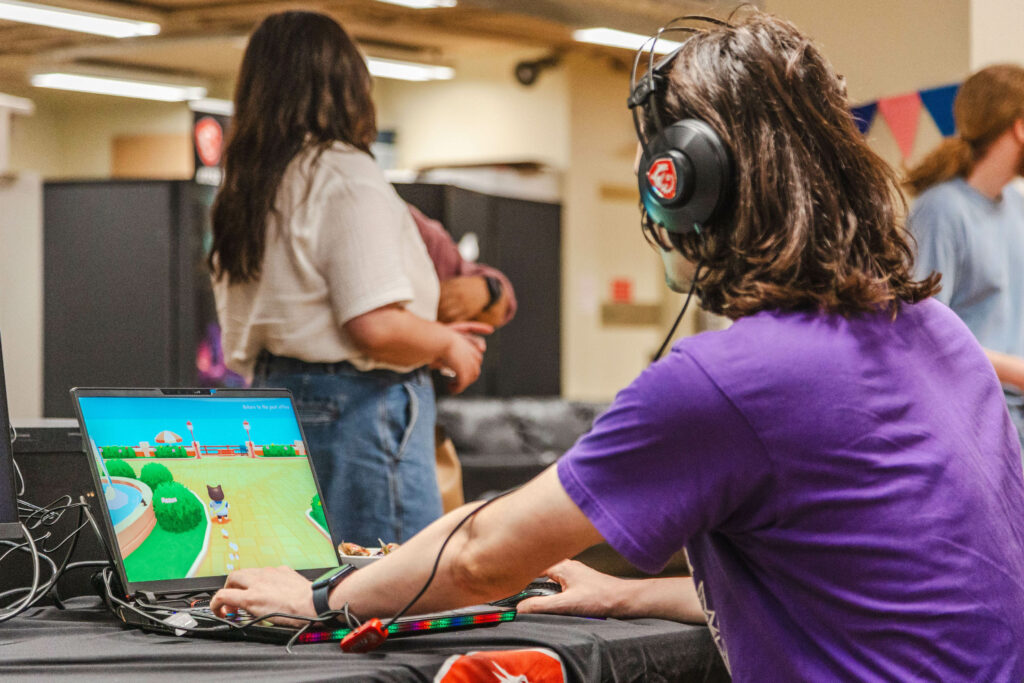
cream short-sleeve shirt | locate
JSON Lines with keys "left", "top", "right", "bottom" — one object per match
{"left": 213, "top": 142, "right": 440, "bottom": 380}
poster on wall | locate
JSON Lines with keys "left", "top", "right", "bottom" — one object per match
{"left": 192, "top": 109, "right": 230, "bottom": 186}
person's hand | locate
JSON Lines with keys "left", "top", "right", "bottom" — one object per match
{"left": 438, "top": 276, "right": 490, "bottom": 323}
{"left": 436, "top": 322, "right": 492, "bottom": 394}
{"left": 210, "top": 566, "right": 316, "bottom": 627}
{"left": 515, "top": 560, "right": 630, "bottom": 618}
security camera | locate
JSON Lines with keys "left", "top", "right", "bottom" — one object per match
{"left": 514, "top": 54, "right": 560, "bottom": 87}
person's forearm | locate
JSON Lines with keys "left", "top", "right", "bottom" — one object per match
{"left": 984, "top": 349, "right": 1024, "bottom": 390}
{"left": 344, "top": 305, "right": 454, "bottom": 368}
{"left": 328, "top": 466, "right": 603, "bottom": 619}
{"left": 610, "top": 576, "right": 705, "bottom": 623}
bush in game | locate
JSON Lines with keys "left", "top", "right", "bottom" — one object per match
{"left": 263, "top": 444, "right": 297, "bottom": 457}
{"left": 101, "top": 445, "right": 136, "bottom": 459}
{"left": 155, "top": 444, "right": 188, "bottom": 458}
{"left": 105, "top": 459, "right": 136, "bottom": 479}
{"left": 152, "top": 481, "right": 204, "bottom": 533}
{"left": 141, "top": 462, "right": 174, "bottom": 492}
{"left": 311, "top": 493, "right": 326, "bottom": 529}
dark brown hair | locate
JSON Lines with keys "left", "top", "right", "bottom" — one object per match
{"left": 209, "top": 11, "right": 377, "bottom": 283}
{"left": 904, "top": 64, "right": 1024, "bottom": 196}
{"left": 644, "top": 11, "right": 938, "bottom": 319}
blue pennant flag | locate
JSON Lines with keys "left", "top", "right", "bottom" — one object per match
{"left": 851, "top": 102, "right": 878, "bottom": 135}
{"left": 919, "top": 84, "right": 959, "bottom": 137}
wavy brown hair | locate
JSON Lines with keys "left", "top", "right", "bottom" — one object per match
{"left": 209, "top": 11, "right": 377, "bottom": 283}
{"left": 904, "top": 64, "right": 1024, "bottom": 196}
{"left": 643, "top": 11, "right": 938, "bottom": 319}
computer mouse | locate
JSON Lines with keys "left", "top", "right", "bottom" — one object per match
{"left": 489, "top": 581, "right": 562, "bottom": 608}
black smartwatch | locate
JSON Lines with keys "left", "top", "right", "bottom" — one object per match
{"left": 311, "top": 564, "right": 356, "bottom": 619}
{"left": 483, "top": 275, "right": 502, "bottom": 310}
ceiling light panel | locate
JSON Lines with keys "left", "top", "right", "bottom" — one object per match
{"left": 366, "top": 57, "right": 454, "bottom": 82}
{"left": 373, "top": 0, "right": 456, "bottom": 8}
{"left": 31, "top": 73, "right": 205, "bottom": 102}
{"left": 0, "top": 0, "right": 160, "bottom": 38}
{"left": 572, "top": 28, "right": 682, "bottom": 55}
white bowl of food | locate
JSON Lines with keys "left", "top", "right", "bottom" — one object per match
{"left": 337, "top": 541, "right": 399, "bottom": 567}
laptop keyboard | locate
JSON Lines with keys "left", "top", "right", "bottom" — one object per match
{"left": 186, "top": 599, "right": 251, "bottom": 622}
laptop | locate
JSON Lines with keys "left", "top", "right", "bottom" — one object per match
{"left": 71, "top": 387, "right": 514, "bottom": 644}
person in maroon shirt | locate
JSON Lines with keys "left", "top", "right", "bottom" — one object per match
{"left": 408, "top": 205, "right": 517, "bottom": 330}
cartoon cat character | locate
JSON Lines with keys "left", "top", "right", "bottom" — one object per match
{"left": 206, "top": 484, "right": 230, "bottom": 524}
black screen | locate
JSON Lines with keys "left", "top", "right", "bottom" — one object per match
{"left": 0, "top": 334, "right": 21, "bottom": 540}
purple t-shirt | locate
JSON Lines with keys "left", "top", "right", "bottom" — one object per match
{"left": 559, "top": 298, "right": 1024, "bottom": 681}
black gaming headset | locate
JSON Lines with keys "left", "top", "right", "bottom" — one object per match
{"left": 629, "top": 17, "right": 734, "bottom": 236}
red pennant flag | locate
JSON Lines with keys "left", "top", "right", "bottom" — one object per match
{"left": 877, "top": 92, "right": 923, "bottom": 161}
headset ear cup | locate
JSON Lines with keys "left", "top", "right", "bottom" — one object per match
{"left": 638, "top": 119, "right": 732, "bottom": 234}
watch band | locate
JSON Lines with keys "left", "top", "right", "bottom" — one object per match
{"left": 312, "top": 564, "right": 356, "bottom": 619}
{"left": 312, "top": 583, "right": 332, "bottom": 618}
{"left": 483, "top": 275, "right": 502, "bottom": 310}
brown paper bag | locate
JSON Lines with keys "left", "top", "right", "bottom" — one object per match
{"left": 435, "top": 425, "right": 464, "bottom": 512}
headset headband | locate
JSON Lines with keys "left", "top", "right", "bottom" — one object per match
{"left": 628, "top": 15, "right": 734, "bottom": 155}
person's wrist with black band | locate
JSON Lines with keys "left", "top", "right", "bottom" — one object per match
{"left": 482, "top": 275, "right": 502, "bottom": 311}
{"left": 312, "top": 564, "right": 357, "bottom": 622}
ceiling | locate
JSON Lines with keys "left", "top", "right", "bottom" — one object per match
{"left": 0, "top": 0, "right": 739, "bottom": 91}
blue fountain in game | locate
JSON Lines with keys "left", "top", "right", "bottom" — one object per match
{"left": 95, "top": 443, "right": 143, "bottom": 527}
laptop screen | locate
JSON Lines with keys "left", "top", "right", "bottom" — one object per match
{"left": 0, "top": 335, "right": 20, "bottom": 541}
{"left": 75, "top": 390, "right": 339, "bottom": 590}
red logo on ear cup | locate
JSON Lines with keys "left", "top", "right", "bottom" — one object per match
{"left": 646, "top": 158, "right": 678, "bottom": 200}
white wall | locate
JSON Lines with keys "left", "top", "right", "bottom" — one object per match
{"left": 561, "top": 52, "right": 676, "bottom": 400}
{"left": 0, "top": 173, "right": 43, "bottom": 418}
{"left": 8, "top": 90, "right": 191, "bottom": 179}
{"left": 374, "top": 48, "right": 570, "bottom": 171}
{"left": 970, "top": 0, "right": 1024, "bottom": 69}
{"left": 766, "top": 0, "right": 971, "bottom": 171}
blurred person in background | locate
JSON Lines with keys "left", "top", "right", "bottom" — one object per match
{"left": 209, "top": 11, "right": 489, "bottom": 546}
{"left": 905, "top": 65, "right": 1024, "bottom": 452}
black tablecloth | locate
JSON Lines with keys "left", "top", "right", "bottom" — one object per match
{"left": 0, "top": 598, "right": 729, "bottom": 682}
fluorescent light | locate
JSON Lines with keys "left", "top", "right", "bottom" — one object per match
{"left": 374, "top": 0, "right": 456, "bottom": 8}
{"left": 573, "top": 28, "right": 683, "bottom": 55}
{"left": 0, "top": 0, "right": 159, "bottom": 38}
{"left": 31, "top": 73, "right": 205, "bottom": 102}
{"left": 189, "top": 98, "right": 234, "bottom": 116}
{"left": 366, "top": 57, "right": 454, "bottom": 82}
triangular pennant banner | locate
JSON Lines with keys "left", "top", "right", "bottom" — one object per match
{"left": 919, "top": 84, "right": 959, "bottom": 137}
{"left": 878, "top": 92, "right": 923, "bottom": 161}
{"left": 850, "top": 102, "right": 878, "bottom": 135}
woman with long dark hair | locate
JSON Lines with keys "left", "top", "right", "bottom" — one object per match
{"left": 215, "top": 12, "right": 1024, "bottom": 679}
{"left": 209, "top": 11, "right": 488, "bottom": 546}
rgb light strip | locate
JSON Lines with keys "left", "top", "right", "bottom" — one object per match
{"left": 298, "top": 610, "right": 516, "bottom": 643}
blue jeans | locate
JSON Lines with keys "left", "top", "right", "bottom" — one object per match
{"left": 253, "top": 353, "right": 442, "bottom": 546}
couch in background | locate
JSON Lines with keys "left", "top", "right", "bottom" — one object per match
{"left": 436, "top": 397, "right": 689, "bottom": 578}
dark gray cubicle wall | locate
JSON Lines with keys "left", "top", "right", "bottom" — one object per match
{"left": 43, "top": 181, "right": 559, "bottom": 416}
{"left": 395, "top": 184, "right": 561, "bottom": 397}
{"left": 43, "top": 180, "right": 213, "bottom": 417}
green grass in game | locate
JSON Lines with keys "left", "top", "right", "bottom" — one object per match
{"left": 121, "top": 457, "right": 336, "bottom": 582}
{"left": 124, "top": 519, "right": 208, "bottom": 583}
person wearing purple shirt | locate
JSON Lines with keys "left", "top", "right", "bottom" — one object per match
{"left": 212, "top": 11, "right": 1024, "bottom": 680}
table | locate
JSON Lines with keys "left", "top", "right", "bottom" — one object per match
{"left": 0, "top": 598, "right": 729, "bottom": 682}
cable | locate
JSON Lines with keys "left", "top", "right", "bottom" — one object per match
{"left": 384, "top": 487, "right": 517, "bottom": 630}
{"left": 0, "top": 523, "right": 40, "bottom": 623}
{"left": 652, "top": 263, "right": 703, "bottom": 362}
